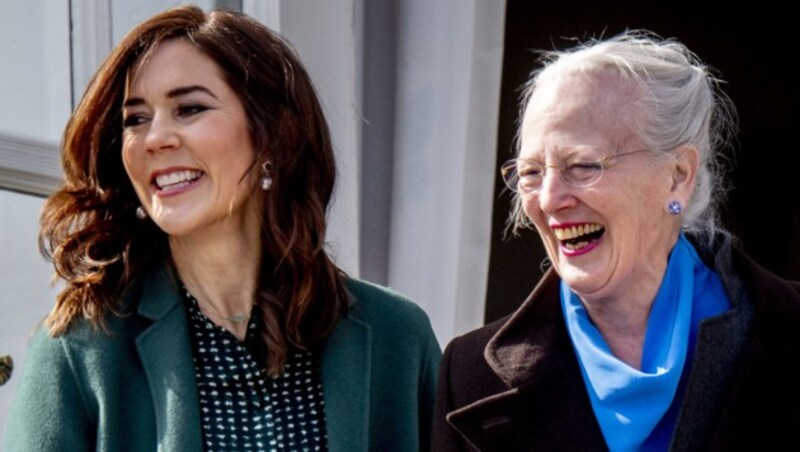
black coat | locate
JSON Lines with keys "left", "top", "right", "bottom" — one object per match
{"left": 433, "top": 235, "right": 800, "bottom": 451}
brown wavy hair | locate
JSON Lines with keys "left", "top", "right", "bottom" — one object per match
{"left": 39, "top": 5, "right": 349, "bottom": 376}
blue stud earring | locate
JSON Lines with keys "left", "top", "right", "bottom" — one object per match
{"left": 667, "top": 200, "right": 682, "bottom": 216}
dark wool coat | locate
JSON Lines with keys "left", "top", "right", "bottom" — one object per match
{"left": 5, "top": 265, "right": 441, "bottom": 452}
{"left": 433, "top": 235, "right": 800, "bottom": 451}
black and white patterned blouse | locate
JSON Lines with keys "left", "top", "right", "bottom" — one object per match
{"left": 184, "top": 290, "right": 328, "bottom": 451}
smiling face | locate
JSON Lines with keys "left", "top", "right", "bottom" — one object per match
{"left": 122, "top": 39, "right": 259, "bottom": 239}
{"left": 520, "top": 70, "right": 685, "bottom": 303}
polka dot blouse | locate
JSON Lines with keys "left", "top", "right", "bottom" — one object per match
{"left": 184, "top": 290, "right": 328, "bottom": 451}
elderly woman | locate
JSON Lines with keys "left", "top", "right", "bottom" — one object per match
{"left": 433, "top": 31, "right": 800, "bottom": 451}
{"left": 5, "top": 6, "right": 440, "bottom": 451}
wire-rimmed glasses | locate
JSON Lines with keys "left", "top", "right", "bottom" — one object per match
{"left": 500, "top": 148, "right": 652, "bottom": 193}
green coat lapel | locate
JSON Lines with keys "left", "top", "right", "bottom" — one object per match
{"left": 134, "top": 266, "right": 202, "bottom": 451}
{"left": 129, "top": 267, "right": 374, "bottom": 451}
{"left": 321, "top": 313, "right": 372, "bottom": 452}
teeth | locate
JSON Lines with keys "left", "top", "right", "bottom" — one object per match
{"left": 155, "top": 170, "right": 202, "bottom": 189}
{"left": 565, "top": 240, "right": 589, "bottom": 251}
{"left": 553, "top": 223, "right": 603, "bottom": 241}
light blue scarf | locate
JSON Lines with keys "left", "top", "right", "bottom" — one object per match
{"left": 561, "top": 234, "right": 730, "bottom": 451}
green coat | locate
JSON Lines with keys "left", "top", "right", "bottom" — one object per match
{"left": 4, "top": 266, "right": 441, "bottom": 451}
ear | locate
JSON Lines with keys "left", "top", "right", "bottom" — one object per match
{"left": 670, "top": 144, "right": 699, "bottom": 201}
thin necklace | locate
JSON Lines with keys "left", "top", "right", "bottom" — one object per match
{"left": 203, "top": 307, "right": 250, "bottom": 324}
{"left": 185, "top": 289, "right": 252, "bottom": 324}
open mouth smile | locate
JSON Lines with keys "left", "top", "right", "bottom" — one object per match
{"left": 553, "top": 223, "right": 605, "bottom": 254}
{"left": 152, "top": 169, "right": 204, "bottom": 192}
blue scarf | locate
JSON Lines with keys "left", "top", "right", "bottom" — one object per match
{"left": 561, "top": 234, "right": 729, "bottom": 451}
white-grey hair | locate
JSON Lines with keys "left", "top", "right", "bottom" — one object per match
{"left": 508, "top": 30, "right": 737, "bottom": 244}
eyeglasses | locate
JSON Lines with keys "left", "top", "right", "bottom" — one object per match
{"left": 500, "top": 148, "right": 652, "bottom": 193}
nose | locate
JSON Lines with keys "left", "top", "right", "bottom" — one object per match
{"left": 537, "top": 167, "right": 576, "bottom": 214}
{"left": 144, "top": 113, "right": 179, "bottom": 152}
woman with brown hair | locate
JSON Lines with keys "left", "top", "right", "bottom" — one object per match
{"left": 5, "top": 5, "right": 440, "bottom": 451}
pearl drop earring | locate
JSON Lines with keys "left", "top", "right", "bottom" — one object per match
{"left": 135, "top": 206, "right": 147, "bottom": 220}
{"left": 260, "top": 161, "right": 273, "bottom": 191}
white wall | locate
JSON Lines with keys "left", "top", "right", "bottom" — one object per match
{"left": 384, "top": 0, "right": 504, "bottom": 343}
{"left": 0, "top": 2, "right": 70, "bottom": 142}
{"left": 0, "top": 1, "right": 72, "bottom": 441}
{"left": 111, "top": 0, "right": 214, "bottom": 43}
{"left": 275, "top": 1, "right": 362, "bottom": 275}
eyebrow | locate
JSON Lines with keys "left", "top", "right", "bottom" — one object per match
{"left": 123, "top": 85, "right": 218, "bottom": 107}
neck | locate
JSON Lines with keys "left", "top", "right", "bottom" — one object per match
{"left": 169, "top": 220, "right": 261, "bottom": 322}
{"left": 584, "top": 301, "right": 651, "bottom": 369}
{"left": 580, "top": 265, "right": 667, "bottom": 368}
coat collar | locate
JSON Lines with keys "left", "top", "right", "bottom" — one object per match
{"left": 446, "top": 269, "right": 606, "bottom": 449}
{"left": 670, "top": 232, "right": 753, "bottom": 449}
{"left": 321, "top": 313, "right": 371, "bottom": 452}
{"left": 131, "top": 267, "right": 374, "bottom": 451}
{"left": 484, "top": 268, "right": 570, "bottom": 388}
{"left": 136, "top": 264, "right": 180, "bottom": 320}
{"left": 320, "top": 282, "right": 372, "bottom": 452}
{"left": 134, "top": 265, "right": 203, "bottom": 451}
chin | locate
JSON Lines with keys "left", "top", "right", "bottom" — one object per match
{"left": 561, "top": 277, "right": 593, "bottom": 294}
{"left": 555, "top": 263, "right": 603, "bottom": 292}
{"left": 150, "top": 217, "right": 198, "bottom": 238}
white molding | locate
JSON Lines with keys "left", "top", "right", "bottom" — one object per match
{"left": 0, "top": 1, "right": 111, "bottom": 195}
{"left": 0, "top": 133, "right": 61, "bottom": 196}
{"left": 70, "top": 0, "right": 112, "bottom": 108}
